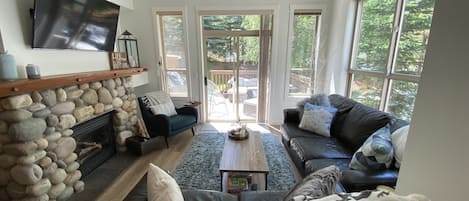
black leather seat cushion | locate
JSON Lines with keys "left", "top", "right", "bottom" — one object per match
{"left": 337, "top": 104, "right": 391, "bottom": 151}
{"left": 281, "top": 123, "right": 325, "bottom": 144}
{"left": 290, "top": 137, "right": 353, "bottom": 162}
{"left": 183, "top": 190, "right": 238, "bottom": 201}
{"left": 341, "top": 169, "right": 399, "bottom": 192}
{"left": 304, "top": 158, "right": 352, "bottom": 175}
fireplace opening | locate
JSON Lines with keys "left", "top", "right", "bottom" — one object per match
{"left": 72, "top": 111, "right": 116, "bottom": 177}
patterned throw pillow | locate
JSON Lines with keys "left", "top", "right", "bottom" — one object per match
{"left": 283, "top": 165, "right": 340, "bottom": 201}
{"left": 349, "top": 124, "right": 394, "bottom": 171}
{"left": 143, "top": 91, "right": 177, "bottom": 116}
{"left": 299, "top": 103, "right": 337, "bottom": 137}
{"left": 293, "top": 190, "right": 430, "bottom": 201}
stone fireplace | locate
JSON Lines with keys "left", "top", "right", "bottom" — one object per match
{"left": 0, "top": 75, "right": 139, "bottom": 200}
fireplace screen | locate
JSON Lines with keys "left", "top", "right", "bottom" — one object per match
{"left": 72, "top": 111, "right": 116, "bottom": 177}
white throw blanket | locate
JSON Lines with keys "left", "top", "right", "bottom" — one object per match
{"left": 293, "top": 190, "right": 430, "bottom": 201}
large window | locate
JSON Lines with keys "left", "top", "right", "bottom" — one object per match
{"left": 288, "top": 10, "right": 321, "bottom": 96}
{"left": 348, "top": 0, "right": 435, "bottom": 121}
{"left": 157, "top": 11, "right": 189, "bottom": 97}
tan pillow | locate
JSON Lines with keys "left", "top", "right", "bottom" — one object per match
{"left": 147, "top": 163, "right": 184, "bottom": 201}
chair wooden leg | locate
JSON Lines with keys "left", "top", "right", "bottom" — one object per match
{"left": 164, "top": 136, "right": 169, "bottom": 148}
{"left": 191, "top": 127, "right": 195, "bottom": 136}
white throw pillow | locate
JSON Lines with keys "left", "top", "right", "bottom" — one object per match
{"left": 144, "top": 91, "right": 177, "bottom": 116}
{"left": 147, "top": 163, "right": 184, "bottom": 201}
{"left": 391, "top": 125, "right": 410, "bottom": 168}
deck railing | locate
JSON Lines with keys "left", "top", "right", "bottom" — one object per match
{"left": 210, "top": 70, "right": 257, "bottom": 91}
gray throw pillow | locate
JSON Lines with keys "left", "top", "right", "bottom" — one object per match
{"left": 298, "top": 103, "right": 337, "bottom": 137}
{"left": 297, "top": 94, "right": 331, "bottom": 119}
{"left": 283, "top": 165, "right": 340, "bottom": 201}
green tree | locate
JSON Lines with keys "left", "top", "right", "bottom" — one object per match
{"left": 352, "top": 0, "right": 435, "bottom": 120}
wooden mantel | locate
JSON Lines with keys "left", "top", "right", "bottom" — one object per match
{"left": 0, "top": 68, "right": 147, "bottom": 97}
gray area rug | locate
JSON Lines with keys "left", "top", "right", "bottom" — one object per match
{"left": 172, "top": 132, "right": 296, "bottom": 191}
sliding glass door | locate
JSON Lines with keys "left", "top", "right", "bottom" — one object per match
{"left": 201, "top": 14, "right": 272, "bottom": 122}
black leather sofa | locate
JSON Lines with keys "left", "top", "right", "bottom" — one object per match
{"left": 281, "top": 94, "right": 408, "bottom": 192}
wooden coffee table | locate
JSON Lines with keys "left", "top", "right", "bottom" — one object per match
{"left": 219, "top": 131, "right": 269, "bottom": 192}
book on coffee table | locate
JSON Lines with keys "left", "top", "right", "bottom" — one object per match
{"left": 227, "top": 173, "right": 252, "bottom": 193}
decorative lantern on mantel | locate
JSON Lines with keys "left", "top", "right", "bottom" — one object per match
{"left": 118, "top": 30, "right": 140, "bottom": 68}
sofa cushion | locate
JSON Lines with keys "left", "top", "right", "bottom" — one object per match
{"left": 299, "top": 103, "right": 337, "bottom": 137}
{"left": 183, "top": 190, "right": 238, "bottom": 201}
{"left": 290, "top": 137, "right": 353, "bottom": 162}
{"left": 340, "top": 169, "right": 399, "bottom": 192}
{"left": 328, "top": 95, "right": 358, "bottom": 137}
{"left": 349, "top": 124, "right": 394, "bottom": 171}
{"left": 389, "top": 117, "right": 409, "bottom": 133}
{"left": 283, "top": 165, "right": 340, "bottom": 201}
{"left": 240, "top": 191, "right": 286, "bottom": 201}
{"left": 282, "top": 123, "right": 325, "bottom": 144}
{"left": 338, "top": 103, "right": 391, "bottom": 151}
{"left": 297, "top": 94, "right": 331, "bottom": 119}
{"left": 305, "top": 159, "right": 352, "bottom": 175}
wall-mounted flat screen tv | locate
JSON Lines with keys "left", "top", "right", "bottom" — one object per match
{"left": 32, "top": 0, "right": 120, "bottom": 51}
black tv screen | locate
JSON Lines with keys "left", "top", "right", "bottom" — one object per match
{"left": 32, "top": 0, "right": 120, "bottom": 51}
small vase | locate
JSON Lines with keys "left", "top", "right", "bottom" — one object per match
{"left": 0, "top": 53, "right": 18, "bottom": 81}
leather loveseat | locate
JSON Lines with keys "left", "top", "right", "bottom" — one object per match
{"left": 281, "top": 94, "right": 408, "bottom": 192}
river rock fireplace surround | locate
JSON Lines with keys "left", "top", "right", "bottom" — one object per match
{"left": 0, "top": 68, "right": 145, "bottom": 200}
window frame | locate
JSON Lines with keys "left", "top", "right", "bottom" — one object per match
{"left": 155, "top": 10, "right": 191, "bottom": 98}
{"left": 347, "top": 0, "right": 424, "bottom": 118}
{"left": 285, "top": 8, "right": 322, "bottom": 98}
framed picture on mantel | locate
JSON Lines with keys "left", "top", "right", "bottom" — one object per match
{"left": 109, "top": 52, "right": 129, "bottom": 69}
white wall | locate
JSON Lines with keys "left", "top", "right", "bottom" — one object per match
{"left": 395, "top": 1, "right": 469, "bottom": 200}
{"left": 107, "top": 0, "right": 134, "bottom": 10}
{"left": 120, "top": 0, "right": 355, "bottom": 123}
{"left": 0, "top": 0, "right": 134, "bottom": 77}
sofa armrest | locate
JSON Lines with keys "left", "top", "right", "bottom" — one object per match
{"left": 144, "top": 114, "right": 170, "bottom": 137}
{"left": 284, "top": 108, "right": 300, "bottom": 123}
{"left": 340, "top": 169, "right": 399, "bottom": 192}
{"left": 176, "top": 106, "right": 198, "bottom": 123}
{"left": 176, "top": 106, "right": 198, "bottom": 116}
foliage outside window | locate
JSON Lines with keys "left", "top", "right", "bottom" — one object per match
{"left": 203, "top": 15, "right": 261, "bottom": 91}
{"left": 158, "top": 12, "right": 189, "bottom": 97}
{"left": 349, "top": 0, "right": 435, "bottom": 121}
{"left": 288, "top": 11, "right": 321, "bottom": 96}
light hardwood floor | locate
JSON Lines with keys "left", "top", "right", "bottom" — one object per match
{"left": 96, "top": 123, "right": 300, "bottom": 201}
